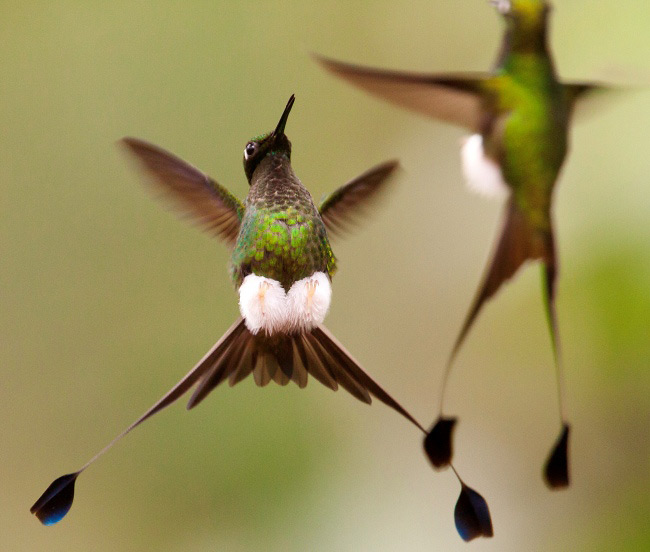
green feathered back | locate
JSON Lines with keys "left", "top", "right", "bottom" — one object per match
{"left": 230, "top": 154, "right": 336, "bottom": 290}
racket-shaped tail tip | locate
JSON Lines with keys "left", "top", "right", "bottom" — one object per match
{"left": 423, "top": 417, "right": 457, "bottom": 469}
{"left": 454, "top": 482, "right": 493, "bottom": 542}
{"left": 30, "top": 472, "right": 80, "bottom": 525}
{"left": 544, "top": 423, "right": 570, "bottom": 489}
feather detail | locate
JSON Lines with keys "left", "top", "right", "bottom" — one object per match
{"left": 287, "top": 272, "right": 332, "bottom": 332}
{"left": 120, "top": 137, "right": 244, "bottom": 246}
{"left": 319, "top": 160, "right": 399, "bottom": 237}
{"left": 238, "top": 272, "right": 332, "bottom": 335}
{"left": 314, "top": 54, "right": 487, "bottom": 130}
{"left": 238, "top": 274, "right": 287, "bottom": 335}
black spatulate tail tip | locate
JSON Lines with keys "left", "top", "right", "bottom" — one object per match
{"left": 544, "top": 423, "right": 570, "bottom": 489}
{"left": 30, "top": 472, "right": 79, "bottom": 525}
{"left": 454, "top": 483, "right": 493, "bottom": 542}
{"left": 423, "top": 417, "right": 457, "bottom": 469}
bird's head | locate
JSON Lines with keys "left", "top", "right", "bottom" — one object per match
{"left": 243, "top": 94, "right": 295, "bottom": 183}
{"left": 490, "top": 0, "right": 551, "bottom": 29}
{"left": 489, "top": 0, "right": 551, "bottom": 52}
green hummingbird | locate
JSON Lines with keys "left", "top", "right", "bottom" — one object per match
{"left": 30, "top": 95, "right": 443, "bottom": 527}
{"left": 316, "top": 0, "right": 613, "bottom": 489}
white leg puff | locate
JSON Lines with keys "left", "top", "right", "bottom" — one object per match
{"left": 287, "top": 272, "right": 332, "bottom": 333}
{"left": 238, "top": 274, "right": 287, "bottom": 335}
{"left": 238, "top": 272, "right": 332, "bottom": 335}
{"left": 460, "top": 134, "right": 509, "bottom": 199}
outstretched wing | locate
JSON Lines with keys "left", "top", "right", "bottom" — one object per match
{"left": 564, "top": 81, "right": 629, "bottom": 121}
{"left": 315, "top": 54, "right": 488, "bottom": 130}
{"left": 318, "top": 160, "right": 399, "bottom": 237}
{"left": 121, "top": 137, "right": 245, "bottom": 247}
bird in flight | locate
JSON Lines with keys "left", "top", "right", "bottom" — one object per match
{"left": 31, "top": 95, "right": 458, "bottom": 531}
{"left": 315, "top": 0, "right": 618, "bottom": 490}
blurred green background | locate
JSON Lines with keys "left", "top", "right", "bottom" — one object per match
{"left": 2, "top": 1, "right": 649, "bottom": 550}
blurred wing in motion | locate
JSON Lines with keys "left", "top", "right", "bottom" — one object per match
{"left": 564, "top": 81, "right": 633, "bottom": 121}
{"left": 315, "top": 54, "right": 487, "bottom": 130}
{"left": 318, "top": 160, "right": 399, "bottom": 237}
{"left": 121, "top": 137, "right": 245, "bottom": 246}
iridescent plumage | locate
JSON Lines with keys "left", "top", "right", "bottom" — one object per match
{"left": 31, "top": 96, "right": 426, "bottom": 526}
{"left": 231, "top": 155, "right": 336, "bottom": 290}
{"left": 315, "top": 0, "right": 620, "bottom": 528}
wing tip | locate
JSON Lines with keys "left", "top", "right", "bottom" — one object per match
{"left": 119, "top": 136, "right": 145, "bottom": 151}
{"left": 310, "top": 51, "right": 337, "bottom": 70}
{"left": 311, "top": 52, "right": 379, "bottom": 79}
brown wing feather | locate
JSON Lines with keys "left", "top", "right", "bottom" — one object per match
{"left": 315, "top": 54, "right": 487, "bottom": 130}
{"left": 319, "top": 160, "right": 399, "bottom": 237}
{"left": 564, "top": 81, "right": 628, "bottom": 121}
{"left": 120, "top": 137, "right": 244, "bottom": 247}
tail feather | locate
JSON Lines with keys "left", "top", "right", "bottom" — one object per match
{"left": 227, "top": 331, "right": 255, "bottom": 386}
{"left": 448, "top": 198, "right": 554, "bottom": 364}
{"left": 290, "top": 340, "right": 309, "bottom": 388}
{"left": 254, "top": 354, "right": 273, "bottom": 387}
{"left": 270, "top": 359, "right": 289, "bottom": 386}
{"left": 29, "top": 313, "right": 429, "bottom": 528}
{"left": 434, "top": 198, "right": 562, "bottom": 470}
{"left": 306, "top": 331, "right": 372, "bottom": 403}
{"left": 542, "top": 246, "right": 560, "bottom": 364}
{"left": 295, "top": 336, "right": 338, "bottom": 391}
{"left": 181, "top": 319, "right": 424, "bottom": 433}
{"left": 273, "top": 337, "right": 295, "bottom": 386}
{"left": 186, "top": 320, "right": 248, "bottom": 409}
{"left": 265, "top": 348, "right": 284, "bottom": 386}
{"left": 540, "top": 237, "right": 568, "bottom": 427}
{"left": 313, "top": 326, "right": 425, "bottom": 431}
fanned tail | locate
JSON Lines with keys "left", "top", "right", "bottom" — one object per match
{"left": 187, "top": 321, "right": 425, "bottom": 432}
{"left": 31, "top": 317, "right": 428, "bottom": 526}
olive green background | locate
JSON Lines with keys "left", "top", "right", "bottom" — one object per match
{"left": 2, "top": 1, "right": 649, "bottom": 550}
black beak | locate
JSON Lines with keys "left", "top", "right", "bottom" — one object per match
{"left": 273, "top": 94, "right": 295, "bottom": 138}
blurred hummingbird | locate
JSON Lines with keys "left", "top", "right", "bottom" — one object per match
{"left": 315, "top": 0, "right": 615, "bottom": 490}
{"left": 31, "top": 95, "right": 463, "bottom": 529}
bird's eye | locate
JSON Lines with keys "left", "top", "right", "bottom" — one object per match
{"left": 244, "top": 142, "right": 257, "bottom": 159}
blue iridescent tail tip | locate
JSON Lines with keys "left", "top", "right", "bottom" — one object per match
{"left": 454, "top": 483, "right": 493, "bottom": 541}
{"left": 30, "top": 472, "right": 79, "bottom": 525}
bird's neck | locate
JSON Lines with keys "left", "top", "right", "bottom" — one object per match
{"left": 496, "top": 21, "right": 553, "bottom": 75}
{"left": 248, "top": 155, "right": 308, "bottom": 210}
{"left": 495, "top": 24, "right": 557, "bottom": 84}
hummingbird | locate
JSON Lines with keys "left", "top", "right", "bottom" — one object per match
{"left": 30, "top": 95, "right": 446, "bottom": 528}
{"left": 315, "top": 0, "right": 613, "bottom": 490}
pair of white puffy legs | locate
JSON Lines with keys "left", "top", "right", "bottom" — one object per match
{"left": 239, "top": 272, "right": 332, "bottom": 335}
